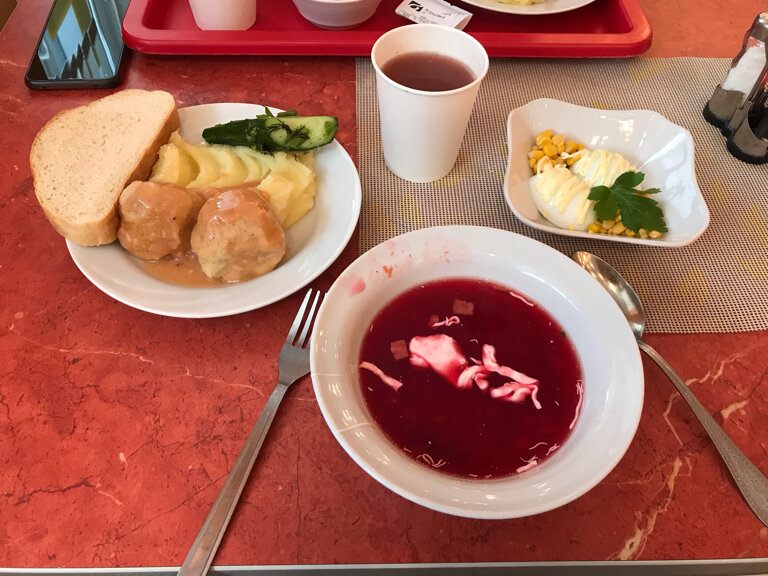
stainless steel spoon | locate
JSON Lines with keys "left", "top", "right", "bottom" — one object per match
{"left": 573, "top": 251, "right": 768, "bottom": 527}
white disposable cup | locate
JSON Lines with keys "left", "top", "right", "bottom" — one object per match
{"left": 371, "top": 24, "right": 489, "bottom": 183}
{"left": 189, "top": 0, "right": 257, "bottom": 30}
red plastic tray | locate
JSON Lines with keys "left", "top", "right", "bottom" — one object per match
{"left": 122, "top": 0, "right": 652, "bottom": 58}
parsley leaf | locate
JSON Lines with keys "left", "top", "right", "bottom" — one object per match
{"left": 612, "top": 188, "right": 667, "bottom": 232}
{"left": 614, "top": 171, "right": 644, "bottom": 189}
{"left": 589, "top": 185, "right": 619, "bottom": 221}
{"left": 587, "top": 171, "right": 668, "bottom": 233}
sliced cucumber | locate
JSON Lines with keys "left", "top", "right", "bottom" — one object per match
{"left": 202, "top": 114, "right": 338, "bottom": 153}
{"left": 262, "top": 115, "right": 338, "bottom": 151}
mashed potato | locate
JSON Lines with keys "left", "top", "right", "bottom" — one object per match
{"left": 150, "top": 131, "right": 316, "bottom": 228}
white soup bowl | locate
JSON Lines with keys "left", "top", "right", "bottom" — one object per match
{"left": 311, "top": 225, "right": 644, "bottom": 518}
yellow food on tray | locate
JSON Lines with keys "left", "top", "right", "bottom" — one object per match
{"left": 494, "top": 0, "right": 543, "bottom": 5}
{"left": 150, "top": 131, "right": 317, "bottom": 228}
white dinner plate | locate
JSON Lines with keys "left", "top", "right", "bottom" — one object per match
{"left": 67, "top": 103, "right": 361, "bottom": 318}
{"left": 459, "top": 0, "right": 597, "bottom": 16}
{"left": 504, "top": 98, "right": 710, "bottom": 247}
{"left": 311, "top": 226, "right": 644, "bottom": 518}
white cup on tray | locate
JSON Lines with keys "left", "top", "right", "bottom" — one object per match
{"left": 189, "top": 0, "right": 257, "bottom": 30}
{"left": 371, "top": 24, "right": 489, "bottom": 183}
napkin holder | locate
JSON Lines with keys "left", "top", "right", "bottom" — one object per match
{"left": 703, "top": 86, "right": 747, "bottom": 136}
{"left": 704, "top": 90, "right": 768, "bottom": 165}
{"left": 724, "top": 100, "right": 768, "bottom": 164}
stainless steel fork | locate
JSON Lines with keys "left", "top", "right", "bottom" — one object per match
{"left": 177, "top": 288, "right": 324, "bottom": 576}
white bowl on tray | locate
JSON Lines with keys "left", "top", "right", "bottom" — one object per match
{"left": 504, "top": 98, "right": 710, "bottom": 247}
{"left": 292, "top": 0, "right": 383, "bottom": 30}
{"left": 310, "top": 225, "right": 644, "bottom": 519}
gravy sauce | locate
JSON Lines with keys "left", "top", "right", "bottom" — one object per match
{"left": 140, "top": 251, "right": 228, "bottom": 288}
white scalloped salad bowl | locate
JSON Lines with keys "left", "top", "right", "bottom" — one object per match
{"left": 310, "top": 226, "right": 644, "bottom": 519}
{"left": 504, "top": 98, "right": 710, "bottom": 247}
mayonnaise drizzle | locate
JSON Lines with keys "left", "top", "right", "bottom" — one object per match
{"left": 532, "top": 148, "right": 638, "bottom": 229}
{"left": 570, "top": 149, "right": 636, "bottom": 187}
{"left": 534, "top": 166, "right": 594, "bottom": 225}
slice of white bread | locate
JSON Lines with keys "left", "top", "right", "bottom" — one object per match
{"left": 30, "top": 89, "right": 180, "bottom": 246}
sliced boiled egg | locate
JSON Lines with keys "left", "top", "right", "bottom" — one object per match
{"left": 529, "top": 165, "right": 596, "bottom": 231}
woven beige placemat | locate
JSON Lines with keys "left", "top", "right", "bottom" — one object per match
{"left": 356, "top": 57, "right": 768, "bottom": 334}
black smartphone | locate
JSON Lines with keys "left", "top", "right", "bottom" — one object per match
{"left": 25, "top": 0, "right": 130, "bottom": 90}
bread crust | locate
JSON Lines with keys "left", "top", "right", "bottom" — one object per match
{"left": 30, "top": 90, "right": 180, "bottom": 246}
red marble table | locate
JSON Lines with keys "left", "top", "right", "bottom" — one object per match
{"left": 1, "top": 0, "right": 767, "bottom": 569}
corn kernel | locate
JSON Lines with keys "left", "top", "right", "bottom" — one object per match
{"left": 639, "top": 228, "right": 649, "bottom": 238}
{"left": 587, "top": 222, "right": 602, "bottom": 233}
{"left": 530, "top": 132, "right": 586, "bottom": 171}
{"left": 649, "top": 230, "right": 662, "bottom": 239}
{"left": 624, "top": 229, "right": 636, "bottom": 237}
{"left": 610, "top": 223, "right": 626, "bottom": 235}
{"left": 602, "top": 219, "right": 614, "bottom": 229}
{"left": 543, "top": 144, "right": 558, "bottom": 157}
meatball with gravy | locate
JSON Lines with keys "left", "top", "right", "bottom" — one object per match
{"left": 191, "top": 188, "right": 286, "bottom": 283}
{"left": 117, "top": 181, "right": 203, "bottom": 260}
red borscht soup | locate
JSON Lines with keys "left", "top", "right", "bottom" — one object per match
{"left": 358, "top": 278, "right": 584, "bottom": 479}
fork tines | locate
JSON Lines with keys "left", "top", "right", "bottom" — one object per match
{"left": 288, "top": 289, "right": 324, "bottom": 349}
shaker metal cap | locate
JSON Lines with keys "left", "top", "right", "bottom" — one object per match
{"left": 752, "top": 12, "right": 768, "bottom": 43}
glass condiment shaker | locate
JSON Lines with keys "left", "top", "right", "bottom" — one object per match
{"left": 747, "top": 68, "right": 768, "bottom": 137}
{"left": 704, "top": 12, "right": 768, "bottom": 133}
{"left": 726, "top": 66, "right": 768, "bottom": 163}
{"left": 704, "top": 12, "right": 768, "bottom": 164}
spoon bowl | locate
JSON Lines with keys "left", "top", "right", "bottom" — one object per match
{"left": 573, "top": 252, "right": 645, "bottom": 338}
{"left": 574, "top": 251, "right": 768, "bottom": 528}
